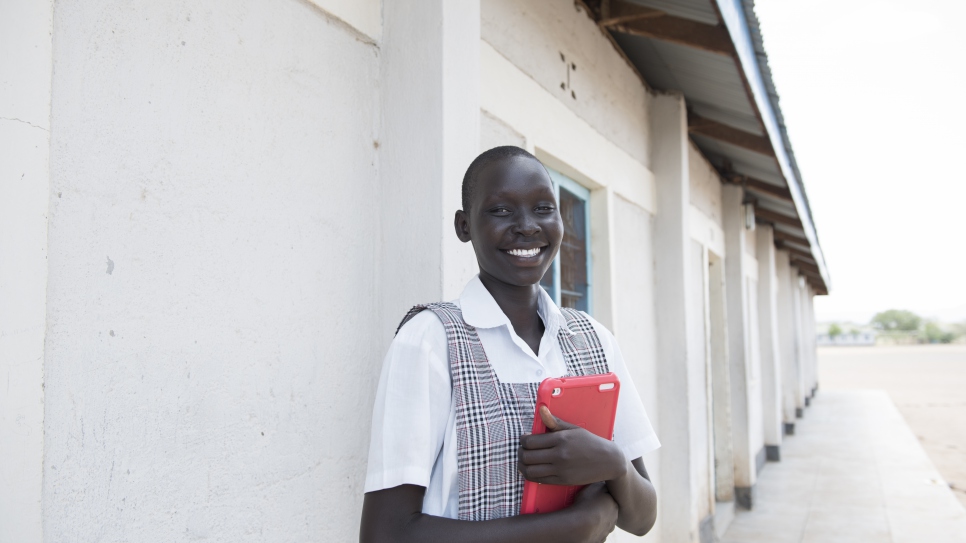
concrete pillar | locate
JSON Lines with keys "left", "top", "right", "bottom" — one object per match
{"left": 804, "top": 285, "right": 818, "bottom": 397}
{"left": 800, "top": 283, "right": 812, "bottom": 407}
{"left": 792, "top": 274, "right": 808, "bottom": 413}
{"left": 0, "top": 1, "right": 53, "bottom": 541}
{"left": 378, "top": 0, "right": 480, "bottom": 336}
{"left": 721, "top": 185, "right": 758, "bottom": 508}
{"left": 651, "top": 92, "right": 702, "bottom": 542}
{"left": 755, "top": 227, "right": 782, "bottom": 460}
{"left": 775, "top": 251, "right": 800, "bottom": 433}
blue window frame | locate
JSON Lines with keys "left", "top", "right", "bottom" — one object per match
{"left": 540, "top": 168, "right": 592, "bottom": 313}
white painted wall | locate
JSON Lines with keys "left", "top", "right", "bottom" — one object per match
{"left": 722, "top": 185, "right": 758, "bottom": 493}
{"left": 480, "top": 109, "right": 526, "bottom": 151}
{"left": 775, "top": 250, "right": 800, "bottom": 424}
{"left": 650, "top": 91, "right": 707, "bottom": 542}
{"left": 306, "top": 0, "right": 381, "bottom": 41}
{"left": 611, "top": 194, "right": 661, "bottom": 542}
{"left": 756, "top": 226, "right": 783, "bottom": 449}
{"left": 43, "top": 1, "right": 379, "bottom": 541}
{"left": 480, "top": 43, "right": 655, "bottom": 214}
{"left": 481, "top": 0, "right": 651, "bottom": 167}
{"left": 686, "top": 240, "right": 713, "bottom": 523}
{"left": 4, "top": 2, "right": 825, "bottom": 541}
{"left": 688, "top": 144, "right": 723, "bottom": 227}
{"left": 688, "top": 144, "right": 725, "bottom": 257}
{"left": 0, "top": 1, "right": 53, "bottom": 542}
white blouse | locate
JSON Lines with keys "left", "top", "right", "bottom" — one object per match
{"left": 364, "top": 275, "right": 660, "bottom": 518}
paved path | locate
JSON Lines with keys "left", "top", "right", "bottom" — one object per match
{"left": 721, "top": 390, "right": 966, "bottom": 543}
{"left": 818, "top": 344, "right": 966, "bottom": 509}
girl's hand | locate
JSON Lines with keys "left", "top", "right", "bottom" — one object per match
{"left": 569, "top": 482, "right": 619, "bottom": 543}
{"left": 517, "top": 406, "right": 627, "bottom": 486}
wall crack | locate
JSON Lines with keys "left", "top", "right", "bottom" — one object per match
{"left": 0, "top": 116, "right": 48, "bottom": 132}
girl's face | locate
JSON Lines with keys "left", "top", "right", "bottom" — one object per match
{"left": 455, "top": 156, "right": 564, "bottom": 288}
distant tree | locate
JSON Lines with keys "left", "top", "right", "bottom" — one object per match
{"left": 871, "top": 309, "right": 921, "bottom": 332}
{"left": 849, "top": 328, "right": 861, "bottom": 336}
{"left": 923, "top": 321, "right": 954, "bottom": 344}
{"left": 828, "top": 323, "right": 843, "bottom": 338}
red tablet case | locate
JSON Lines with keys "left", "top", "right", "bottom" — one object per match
{"left": 519, "top": 372, "right": 621, "bottom": 515}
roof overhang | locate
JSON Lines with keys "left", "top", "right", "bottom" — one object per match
{"left": 582, "top": 0, "right": 831, "bottom": 294}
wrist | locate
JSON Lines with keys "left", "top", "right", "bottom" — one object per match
{"left": 556, "top": 503, "right": 597, "bottom": 543}
{"left": 606, "top": 442, "right": 629, "bottom": 481}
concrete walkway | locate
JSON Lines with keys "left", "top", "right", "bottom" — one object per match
{"left": 721, "top": 390, "right": 966, "bottom": 543}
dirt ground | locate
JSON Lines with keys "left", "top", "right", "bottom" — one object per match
{"left": 818, "top": 344, "right": 966, "bottom": 509}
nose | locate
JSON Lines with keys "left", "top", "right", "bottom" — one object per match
{"left": 513, "top": 210, "right": 541, "bottom": 236}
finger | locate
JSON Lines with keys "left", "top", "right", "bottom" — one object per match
{"left": 519, "top": 463, "right": 557, "bottom": 481}
{"left": 520, "top": 431, "right": 562, "bottom": 450}
{"left": 540, "top": 405, "right": 580, "bottom": 432}
{"left": 518, "top": 446, "right": 557, "bottom": 466}
{"left": 539, "top": 405, "right": 558, "bottom": 430}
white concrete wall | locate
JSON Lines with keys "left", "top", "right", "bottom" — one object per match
{"left": 722, "top": 185, "right": 758, "bottom": 497}
{"left": 685, "top": 144, "right": 726, "bottom": 523}
{"left": 686, "top": 240, "right": 713, "bottom": 524}
{"left": 0, "top": 1, "right": 53, "bottom": 542}
{"left": 651, "top": 91, "right": 707, "bottom": 542}
{"left": 688, "top": 144, "right": 725, "bottom": 257}
{"left": 756, "top": 226, "right": 783, "bottom": 449}
{"left": 481, "top": 0, "right": 651, "bottom": 167}
{"left": 611, "top": 194, "right": 661, "bottom": 542}
{"left": 688, "top": 143, "right": 723, "bottom": 228}
{"left": 42, "top": 1, "right": 380, "bottom": 541}
{"left": 307, "top": 0, "right": 381, "bottom": 41}
{"left": 4, "top": 2, "right": 826, "bottom": 541}
{"left": 775, "top": 250, "right": 800, "bottom": 424}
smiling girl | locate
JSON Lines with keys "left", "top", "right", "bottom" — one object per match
{"left": 360, "top": 147, "right": 660, "bottom": 543}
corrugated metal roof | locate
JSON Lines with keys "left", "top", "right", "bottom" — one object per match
{"left": 627, "top": 0, "right": 719, "bottom": 25}
{"left": 614, "top": 33, "right": 764, "bottom": 136}
{"left": 739, "top": 0, "right": 820, "bottom": 242}
{"left": 601, "top": 0, "right": 830, "bottom": 292}
{"left": 688, "top": 134, "right": 782, "bottom": 182}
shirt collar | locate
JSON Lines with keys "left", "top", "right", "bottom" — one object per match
{"left": 459, "top": 275, "right": 571, "bottom": 336}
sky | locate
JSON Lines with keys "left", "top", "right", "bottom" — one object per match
{"left": 754, "top": 0, "right": 966, "bottom": 324}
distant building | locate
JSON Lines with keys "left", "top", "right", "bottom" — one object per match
{"left": 818, "top": 332, "right": 877, "bottom": 346}
{"left": 1, "top": 1, "right": 830, "bottom": 542}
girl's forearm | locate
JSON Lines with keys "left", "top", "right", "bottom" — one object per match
{"left": 360, "top": 485, "right": 600, "bottom": 543}
{"left": 605, "top": 458, "right": 657, "bottom": 536}
{"left": 392, "top": 509, "right": 585, "bottom": 543}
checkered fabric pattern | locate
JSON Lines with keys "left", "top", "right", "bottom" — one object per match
{"left": 396, "top": 303, "right": 610, "bottom": 520}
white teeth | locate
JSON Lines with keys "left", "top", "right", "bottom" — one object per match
{"left": 507, "top": 248, "right": 541, "bottom": 257}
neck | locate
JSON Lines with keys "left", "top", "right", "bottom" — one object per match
{"left": 477, "top": 270, "right": 546, "bottom": 355}
{"left": 477, "top": 270, "right": 542, "bottom": 318}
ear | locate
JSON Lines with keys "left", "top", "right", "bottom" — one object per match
{"left": 454, "top": 210, "right": 472, "bottom": 243}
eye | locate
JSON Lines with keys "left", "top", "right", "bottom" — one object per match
{"left": 536, "top": 205, "right": 556, "bottom": 213}
{"left": 489, "top": 206, "right": 511, "bottom": 216}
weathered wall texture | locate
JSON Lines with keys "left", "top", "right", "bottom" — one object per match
{"left": 0, "top": 1, "right": 53, "bottom": 541}
{"left": 0, "top": 1, "right": 824, "bottom": 541}
{"left": 43, "top": 1, "right": 379, "bottom": 541}
{"left": 481, "top": 0, "right": 651, "bottom": 167}
{"left": 610, "top": 194, "right": 660, "bottom": 542}
{"left": 688, "top": 143, "right": 723, "bottom": 227}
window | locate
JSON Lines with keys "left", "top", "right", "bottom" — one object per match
{"left": 540, "top": 168, "right": 592, "bottom": 313}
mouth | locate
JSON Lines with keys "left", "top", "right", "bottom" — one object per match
{"left": 503, "top": 246, "right": 547, "bottom": 258}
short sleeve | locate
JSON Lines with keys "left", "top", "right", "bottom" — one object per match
{"left": 364, "top": 311, "right": 452, "bottom": 492}
{"left": 587, "top": 317, "right": 661, "bottom": 461}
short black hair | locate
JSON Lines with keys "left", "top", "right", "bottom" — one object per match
{"left": 461, "top": 146, "right": 541, "bottom": 211}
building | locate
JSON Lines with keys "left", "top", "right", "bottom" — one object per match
{"left": 0, "top": 1, "right": 829, "bottom": 542}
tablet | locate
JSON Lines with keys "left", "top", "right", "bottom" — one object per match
{"left": 519, "top": 372, "right": 621, "bottom": 515}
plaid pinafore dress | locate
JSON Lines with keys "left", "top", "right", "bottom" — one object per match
{"left": 396, "top": 302, "right": 611, "bottom": 521}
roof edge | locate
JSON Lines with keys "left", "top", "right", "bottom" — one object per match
{"left": 714, "top": 0, "right": 831, "bottom": 292}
